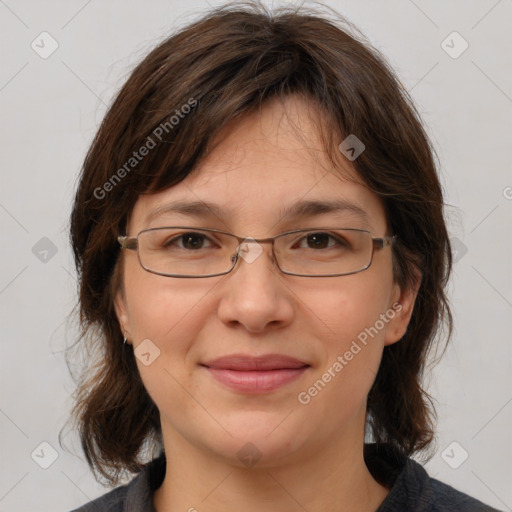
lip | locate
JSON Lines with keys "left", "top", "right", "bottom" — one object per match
{"left": 202, "top": 353, "right": 309, "bottom": 371}
{"left": 201, "top": 354, "right": 310, "bottom": 394}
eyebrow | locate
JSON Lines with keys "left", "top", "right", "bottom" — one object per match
{"left": 144, "top": 198, "right": 371, "bottom": 227}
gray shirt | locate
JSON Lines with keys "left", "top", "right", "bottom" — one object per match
{"left": 70, "top": 444, "right": 502, "bottom": 511}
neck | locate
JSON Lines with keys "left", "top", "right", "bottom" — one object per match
{"left": 153, "top": 423, "right": 389, "bottom": 512}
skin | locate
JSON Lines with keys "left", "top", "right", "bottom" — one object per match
{"left": 115, "top": 95, "right": 419, "bottom": 512}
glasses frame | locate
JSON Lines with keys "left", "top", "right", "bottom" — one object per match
{"left": 117, "top": 226, "right": 396, "bottom": 278}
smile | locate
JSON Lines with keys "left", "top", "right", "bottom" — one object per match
{"left": 200, "top": 353, "right": 311, "bottom": 393}
{"left": 202, "top": 367, "right": 310, "bottom": 393}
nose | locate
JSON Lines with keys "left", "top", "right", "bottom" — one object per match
{"left": 216, "top": 239, "right": 294, "bottom": 333}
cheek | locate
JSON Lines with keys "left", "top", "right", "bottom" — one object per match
{"left": 124, "top": 272, "right": 218, "bottom": 412}
{"left": 295, "top": 278, "right": 390, "bottom": 432}
{"left": 296, "top": 267, "right": 394, "bottom": 396}
{"left": 124, "top": 267, "right": 217, "bottom": 342}
{"left": 123, "top": 268, "right": 224, "bottom": 399}
{"left": 299, "top": 266, "right": 394, "bottom": 345}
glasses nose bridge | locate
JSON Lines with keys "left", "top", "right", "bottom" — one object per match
{"left": 231, "top": 234, "right": 279, "bottom": 269}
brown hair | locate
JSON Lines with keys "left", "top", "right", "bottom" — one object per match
{"left": 62, "top": 1, "right": 452, "bottom": 486}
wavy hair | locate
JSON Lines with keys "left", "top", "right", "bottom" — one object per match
{"left": 62, "top": 1, "right": 452, "bottom": 486}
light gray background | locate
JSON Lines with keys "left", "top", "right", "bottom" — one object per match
{"left": 1, "top": 0, "right": 511, "bottom": 510}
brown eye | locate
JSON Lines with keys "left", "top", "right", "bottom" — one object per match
{"left": 305, "top": 233, "right": 332, "bottom": 249}
{"left": 180, "top": 233, "right": 207, "bottom": 250}
{"left": 296, "top": 232, "right": 347, "bottom": 250}
{"left": 163, "top": 232, "right": 213, "bottom": 250}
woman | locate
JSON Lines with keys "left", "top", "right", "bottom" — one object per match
{"left": 66, "top": 3, "right": 501, "bottom": 511}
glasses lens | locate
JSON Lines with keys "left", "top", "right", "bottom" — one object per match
{"left": 275, "top": 229, "right": 373, "bottom": 276}
{"left": 138, "top": 228, "right": 236, "bottom": 276}
{"left": 136, "top": 227, "right": 374, "bottom": 277}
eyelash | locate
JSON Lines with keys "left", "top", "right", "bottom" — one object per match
{"left": 164, "top": 231, "right": 348, "bottom": 250}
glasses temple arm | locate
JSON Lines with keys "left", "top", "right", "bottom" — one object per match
{"left": 373, "top": 235, "right": 397, "bottom": 249}
{"left": 118, "top": 235, "right": 138, "bottom": 251}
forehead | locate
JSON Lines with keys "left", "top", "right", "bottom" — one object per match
{"left": 128, "top": 96, "right": 388, "bottom": 235}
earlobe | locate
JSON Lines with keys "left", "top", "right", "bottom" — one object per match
{"left": 384, "top": 269, "right": 422, "bottom": 346}
{"left": 114, "top": 291, "right": 131, "bottom": 340}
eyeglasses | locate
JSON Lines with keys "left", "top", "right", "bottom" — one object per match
{"left": 117, "top": 226, "right": 396, "bottom": 278}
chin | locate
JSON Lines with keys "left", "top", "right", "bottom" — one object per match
{"left": 195, "top": 412, "right": 310, "bottom": 468}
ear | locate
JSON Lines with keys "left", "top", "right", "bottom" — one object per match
{"left": 384, "top": 268, "right": 422, "bottom": 346}
{"left": 114, "top": 289, "right": 131, "bottom": 342}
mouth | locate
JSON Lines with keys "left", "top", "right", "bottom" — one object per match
{"left": 200, "top": 354, "right": 310, "bottom": 393}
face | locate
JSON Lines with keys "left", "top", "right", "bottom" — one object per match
{"left": 115, "top": 95, "right": 418, "bottom": 468}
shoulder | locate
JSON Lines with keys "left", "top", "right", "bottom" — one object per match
{"left": 365, "top": 444, "right": 502, "bottom": 512}
{"left": 69, "top": 452, "right": 166, "bottom": 512}
{"left": 418, "top": 475, "right": 503, "bottom": 512}
{"left": 68, "top": 484, "right": 128, "bottom": 512}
